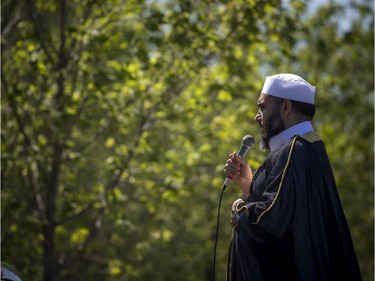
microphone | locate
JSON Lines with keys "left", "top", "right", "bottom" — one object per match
{"left": 223, "top": 135, "right": 255, "bottom": 187}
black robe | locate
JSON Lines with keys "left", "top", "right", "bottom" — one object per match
{"left": 227, "top": 132, "right": 362, "bottom": 281}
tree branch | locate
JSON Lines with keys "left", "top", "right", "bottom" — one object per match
{"left": 26, "top": 0, "right": 56, "bottom": 65}
{"left": 56, "top": 200, "right": 96, "bottom": 226}
{"left": 1, "top": 1, "right": 25, "bottom": 39}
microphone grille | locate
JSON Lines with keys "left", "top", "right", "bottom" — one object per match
{"left": 242, "top": 135, "right": 255, "bottom": 148}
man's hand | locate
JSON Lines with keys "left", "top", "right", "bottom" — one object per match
{"left": 224, "top": 152, "right": 253, "bottom": 195}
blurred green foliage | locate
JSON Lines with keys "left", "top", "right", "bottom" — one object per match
{"left": 1, "top": 0, "right": 373, "bottom": 280}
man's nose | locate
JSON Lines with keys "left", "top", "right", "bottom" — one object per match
{"left": 254, "top": 110, "right": 261, "bottom": 123}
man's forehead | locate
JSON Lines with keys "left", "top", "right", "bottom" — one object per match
{"left": 257, "top": 93, "right": 269, "bottom": 104}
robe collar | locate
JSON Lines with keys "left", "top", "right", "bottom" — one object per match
{"left": 269, "top": 121, "right": 314, "bottom": 152}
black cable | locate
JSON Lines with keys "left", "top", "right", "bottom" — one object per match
{"left": 212, "top": 184, "right": 227, "bottom": 281}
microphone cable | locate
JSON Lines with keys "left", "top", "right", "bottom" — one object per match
{"left": 212, "top": 184, "right": 227, "bottom": 281}
{"left": 211, "top": 135, "right": 254, "bottom": 280}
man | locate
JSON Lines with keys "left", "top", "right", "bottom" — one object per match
{"left": 223, "top": 74, "right": 362, "bottom": 281}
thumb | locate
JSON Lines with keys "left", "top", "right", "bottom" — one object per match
{"left": 234, "top": 152, "right": 248, "bottom": 165}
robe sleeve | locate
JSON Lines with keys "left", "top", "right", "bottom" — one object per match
{"left": 236, "top": 137, "right": 304, "bottom": 242}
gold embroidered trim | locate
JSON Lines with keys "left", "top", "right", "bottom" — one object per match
{"left": 252, "top": 136, "right": 298, "bottom": 225}
{"left": 235, "top": 202, "right": 248, "bottom": 213}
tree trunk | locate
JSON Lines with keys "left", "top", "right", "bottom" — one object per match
{"left": 43, "top": 1, "right": 66, "bottom": 279}
{"left": 43, "top": 142, "right": 63, "bottom": 281}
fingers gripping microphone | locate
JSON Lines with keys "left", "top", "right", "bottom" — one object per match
{"left": 223, "top": 135, "right": 255, "bottom": 187}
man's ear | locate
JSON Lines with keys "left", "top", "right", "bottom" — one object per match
{"left": 281, "top": 99, "right": 293, "bottom": 117}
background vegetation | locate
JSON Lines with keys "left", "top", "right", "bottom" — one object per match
{"left": 1, "top": 0, "right": 373, "bottom": 280}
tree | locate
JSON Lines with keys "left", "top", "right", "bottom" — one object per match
{"left": 1, "top": 0, "right": 373, "bottom": 280}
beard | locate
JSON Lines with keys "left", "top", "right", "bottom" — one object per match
{"left": 260, "top": 109, "right": 285, "bottom": 151}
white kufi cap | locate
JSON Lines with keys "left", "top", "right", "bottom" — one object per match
{"left": 261, "top": 73, "right": 316, "bottom": 104}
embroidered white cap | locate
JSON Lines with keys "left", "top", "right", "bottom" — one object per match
{"left": 261, "top": 73, "right": 316, "bottom": 104}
